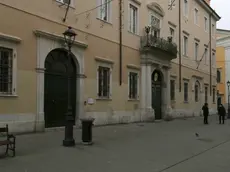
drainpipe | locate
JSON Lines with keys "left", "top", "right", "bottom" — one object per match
{"left": 178, "top": 0, "right": 182, "bottom": 92}
{"left": 119, "top": 0, "right": 123, "bottom": 85}
{"left": 209, "top": 13, "right": 212, "bottom": 96}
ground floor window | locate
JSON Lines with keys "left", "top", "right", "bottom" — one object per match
{"left": 0, "top": 47, "right": 13, "bottom": 94}
{"left": 205, "top": 86, "right": 208, "bottom": 103}
{"left": 98, "top": 66, "right": 111, "bottom": 98}
{"left": 184, "top": 82, "right": 188, "bottom": 102}
{"left": 213, "top": 88, "right": 216, "bottom": 103}
{"left": 128, "top": 72, "right": 138, "bottom": 99}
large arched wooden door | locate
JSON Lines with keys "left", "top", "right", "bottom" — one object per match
{"left": 152, "top": 70, "right": 162, "bottom": 120}
{"left": 44, "top": 49, "right": 77, "bottom": 128}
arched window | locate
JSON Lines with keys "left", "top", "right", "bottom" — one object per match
{"left": 195, "top": 81, "right": 200, "bottom": 102}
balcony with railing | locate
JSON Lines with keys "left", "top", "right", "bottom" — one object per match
{"left": 140, "top": 26, "right": 178, "bottom": 60}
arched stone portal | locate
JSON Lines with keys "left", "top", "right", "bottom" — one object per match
{"left": 44, "top": 48, "right": 78, "bottom": 128}
{"left": 151, "top": 70, "right": 163, "bottom": 120}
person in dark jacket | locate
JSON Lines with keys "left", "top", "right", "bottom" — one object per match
{"left": 218, "top": 104, "right": 226, "bottom": 124}
{"left": 202, "top": 103, "right": 209, "bottom": 124}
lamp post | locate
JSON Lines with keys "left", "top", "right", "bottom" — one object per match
{"left": 227, "top": 81, "right": 230, "bottom": 119}
{"left": 62, "top": 26, "right": 76, "bottom": 147}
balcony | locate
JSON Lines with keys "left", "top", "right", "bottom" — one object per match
{"left": 140, "top": 31, "right": 178, "bottom": 59}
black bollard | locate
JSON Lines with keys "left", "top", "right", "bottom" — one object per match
{"left": 63, "top": 111, "right": 75, "bottom": 147}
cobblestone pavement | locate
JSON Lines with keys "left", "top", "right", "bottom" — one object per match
{"left": 1, "top": 115, "right": 230, "bottom": 172}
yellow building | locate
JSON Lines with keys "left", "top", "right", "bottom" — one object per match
{"left": 216, "top": 29, "right": 230, "bottom": 106}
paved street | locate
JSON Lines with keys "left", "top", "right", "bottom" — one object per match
{"left": 1, "top": 115, "right": 230, "bottom": 172}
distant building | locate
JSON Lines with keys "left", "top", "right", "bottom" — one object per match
{"left": 216, "top": 29, "right": 230, "bottom": 107}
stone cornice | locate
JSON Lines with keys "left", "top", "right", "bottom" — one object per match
{"left": 34, "top": 30, "right": 88, "bottom": 49}
{"left": 0, "top": 32, "right": 22, "bottom": 43}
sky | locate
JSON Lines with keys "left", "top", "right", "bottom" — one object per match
{"left": 211, "top": 0, "right": 230, "bottom": 30}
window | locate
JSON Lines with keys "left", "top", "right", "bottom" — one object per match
{"left": 170, "top": 80, "right": 175, "bottom": 100}
{"left": 98, "top": 0, "right": 111, "bottom": 22}
{"left": 212, "top": 24, "right": 215, "bottom": 36}
{"left": 213, "top": 88, "right": 216, "bottom": 103}
{"left": 184, "top": 0, "right": 188, "bottom": 17}
{"left": 169, "top": 27, "right": 175, "bottom": 41}
{"left": 217, "top": 69, "right": 221, "bottom": 83}
{"left": 129, "top": 4, "right": 138, "bottom": 34}
{"left": 195, "top": 83, "right": 199, "bottom": 102}
{"left": 204, "top": 48, "right": 208, "bottom": 64}
{"left": 204, "top": 17, "right": 208, "bottom": 31}
{"left": 57, "top": 0, "right": 71, "bottom": 4}
{"left": 194, "top": 8, "right": 199, "bottom": 25}
{"left": 183, "top": 36, "right": 188, "bottom": 56}
{"left": 98, "top": 66, "right": 111, "bottom": 98}
{"left": 128, "top": 72, "right": 138, "bottom": 99}
{"left": 184, "top": 82, "right": 188, "bottom": 102}
{"left": 0, "top": 47, "right": 13, "bottom": 94}
{"left": 150, "top": 15, "right": 160, "bottom": 37}
{"left": 205, "top": 86, "right": 208, "bottom": 103}
{"left": 212, "top": 52, "right": 216, "bottom": 66}
{"left": 195, "top": 42, "right": 199, "bottom": 60}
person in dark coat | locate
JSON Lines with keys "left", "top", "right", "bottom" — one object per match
{"left": 218, "top": 104, "right": 226, "bottom": 124}
{"left": 202, "top": 103, "right": 209, "bottom": 124}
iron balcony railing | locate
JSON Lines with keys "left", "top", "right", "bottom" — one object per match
{"left": 140, "top": 35, "right": 178, "bottom": 56}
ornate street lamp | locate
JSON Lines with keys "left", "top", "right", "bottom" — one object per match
{"left": 227, "top": 81, "right": 230, "bottom": 119}
{"left": 62, "top": 26, "right": 76, "bottom": 147}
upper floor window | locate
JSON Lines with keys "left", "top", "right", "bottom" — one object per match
{"left": 150, "top": 14, "right": 161, "bottom": 38}
{"left": 204, "top": 48, "right": 208, "bottom": 64}
{"left": 129, "top": 4, "right": 138, "bottom": 34}
{"left": 169, "top": 27, "right": 175, "bottom": 41}
{"left": 217, "top": 69, "right": 221, "bottom": 83}
{"left": 98, "top": 0, "right": 111, "bottom": 22}
{"left": 194, "top": 42, "right": 199, "bottom": 60}
{"left": 183, "top": 0, "right": 189, "bottom": 17}
{"left": 194, "top": 8, "right": 199, "bottom": 25}
{"left": 183, "top": 36, "right": 188, "bottom": 56}
{"left": 0, "top": 47, "right": 14, "bottom": 95}
{"left": 212, "top": 24, "right": 215, "bottom": 36}
{"left": 212, "top": 52, "right": 216, "bottom": 66}
{"left": 184, "top": 82, "right": 188, "bottom": 102}
{"left": 204, "top": 17, "right": 208, "bottom": 31}
{"left": 128, "top": 72, "right": 139, "bottom": 99}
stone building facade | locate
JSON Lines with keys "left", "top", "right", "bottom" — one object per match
{"left": 0, "top": 0, "right": 220, "bottom": 133}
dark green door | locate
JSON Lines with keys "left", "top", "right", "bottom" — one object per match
{"left": 152, "top": 84, "right": 162, "bottom": 120}
{"left": 44, "top": 49, "right": 76, "bottom": 128}
{"left": 151, "top": 70, "right": 162, "bottom": 120}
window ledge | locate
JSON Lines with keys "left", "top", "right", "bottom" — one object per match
{"left": 96, "top": 18, "right": 113, "bottom": 26}
{"left": 128, "top": 31, "right": 140, "bottom": 37}
{"left": 128, "top": 99, "right": 139, "bottom": 101}
{"left": 184, "top": 101, "right": 189, "bottom": 104}
{"left": 0, "top": 94, "right": 18, "bottom": 98}
{"left": 96, "top": 98, "right": 112, "bottom": 101}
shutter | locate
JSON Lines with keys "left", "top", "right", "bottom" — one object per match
{"left": 137, "top": 74, "right": 140, "bottom": 99}
{"left": 134, "top": 74, "right": 138, "bottom": 99}
{"left": 97, "top": 67, "right": 100, "bottom": 96}
{"left": 128, "top": 72, "right": 130, "bottom": 98}
{"left": 109, "top": 69, "right": 112, "bottom": 98}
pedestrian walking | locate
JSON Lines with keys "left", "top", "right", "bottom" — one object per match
{"left": 202, "top": 103, "right": 209, "bottom": 124}
{"left": 218, "top": 104, "right": 226, "bottom": 124}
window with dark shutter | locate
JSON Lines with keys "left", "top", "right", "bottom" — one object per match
{"left": 205, "top": 86, "right": 208, "bottom": 103}
{"left": 129, "top": 72, "right": 138, "bottom": 99}
{"left": 0, "top": 47, "right": 13, "bottom": 94}
{"left": 184, "top": 82, "right": 188, "bottom": 102}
